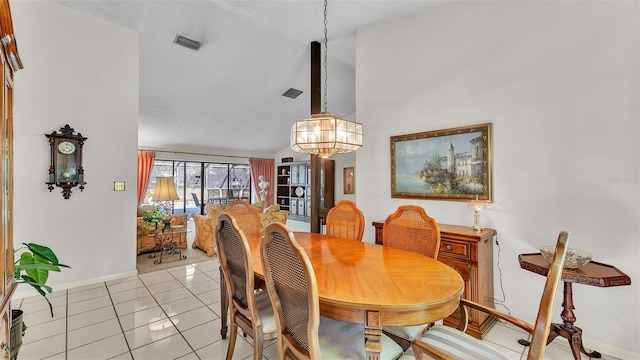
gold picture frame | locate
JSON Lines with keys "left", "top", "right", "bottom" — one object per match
{"left": 344, "top": 167, "right": 355, "bottom": 194}
{"left": 390, "top": 123, "right": 492, "bottom": 201}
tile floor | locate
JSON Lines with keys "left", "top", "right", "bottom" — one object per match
{"left": 12, "top": 256, "right": 619, "bottom": 360}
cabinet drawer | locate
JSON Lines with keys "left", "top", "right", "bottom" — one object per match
{"left": 439, "top": 239, "right": 471, "bottom": 260}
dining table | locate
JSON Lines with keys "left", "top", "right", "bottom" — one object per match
{"left": 218, "top": 231, "right": 465, "bottom": 359}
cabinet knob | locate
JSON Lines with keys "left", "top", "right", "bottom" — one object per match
{"left": 445, "top": 244, "right": 452, "bottom": 251}
{"left": 1, "top": 342, "right": 7, "bottom": 359}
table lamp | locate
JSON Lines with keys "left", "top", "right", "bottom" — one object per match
{"left": 152, "top": 177, "right": 180, "bottom": 231}
{"left": 467, "top": 194, "right": 486, "bottom": 232}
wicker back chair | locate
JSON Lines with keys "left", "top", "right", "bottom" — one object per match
{"left": 215, "top": 213, "right": 277, "bottom": 360}
{"left": 381, "top": 205, "right": 441, "bottom": 345}
{"left": 261, "top": 222, "right": 404, "bottom": 360}
{"left": 411, "top": 231, "right": 571, "bottom": 360}
{"left": 224, "top": 200, "right": 261, "bottom": 236}
{"left": 382, "top": 205, "right": 441, "bottom": 259}
{"left": 325, "top": 200, "right": 365, "bottom": 241}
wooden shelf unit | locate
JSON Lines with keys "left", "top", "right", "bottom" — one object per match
{"left": 277, "top": 162, "right": 312, "bottom": 221}
{"left": 372, "top": 221, "right": 497, "bottom": 339}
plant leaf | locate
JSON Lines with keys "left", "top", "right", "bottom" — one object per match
{"left": 14, "top": 263, "right": 62, "bottom": 272}
{"left": 20, "top": 252, "right": 49, "bottom": 285}
{"left": 24, "top": 242, "right": 59, "bottom": 264}
{"left": 19, "top": 243, "right": 70, "bottom": 268}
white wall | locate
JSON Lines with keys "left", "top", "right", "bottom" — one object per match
{"left": 11, "top": 1, "right": 139, "bottom": 294}
{"left": 356, "top": 1, "right": 639, "bottom": 357}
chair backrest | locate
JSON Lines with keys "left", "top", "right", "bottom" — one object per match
{"left": 325, "top": 200, "right": 365, "bottom": 241}
{"left": 205, "top": 203, "right": 225, "bottom": 220}
{"left": 261, "top": 222, "right": 321, "bottom": 359}
{"left": 208, "top": 187, "right": 222, "bottom": 199}
{"left": 169, "top": 212, "right": 188, "bottom": 227}
{"left": 224, "top": 200, "right": 261, "bottom": 236}
{"left": 382, "top": 205, "right": 441, "bottom": 259}
{"left": 215, "top": 213, "right": 258, "bottom": 323}
{"left": 527, "top": 231, "right": 569, "bottom": 359}
{"left": 191, "top": 192, "right": 201, "bottom": 207}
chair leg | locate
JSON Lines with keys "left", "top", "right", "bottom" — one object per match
{"left": 226, "top": 316, "right": 238, "bottom": 360}
{"left": 253, "top": 330, "right": 264, "bottom": 360}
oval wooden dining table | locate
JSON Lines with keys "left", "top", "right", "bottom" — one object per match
{"left": 219, "top": 232, "right": 464, "bottom": 359}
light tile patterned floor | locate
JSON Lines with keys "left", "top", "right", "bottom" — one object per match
{"left": 12, "top": 256, "right": 620, "bottom": 360}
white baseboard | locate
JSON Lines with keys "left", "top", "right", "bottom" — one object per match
{"left": 13, "top": 270, "right": 138, "bottom": 300}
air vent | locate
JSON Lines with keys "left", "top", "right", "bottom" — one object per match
{"left": 174, "top": 35, "right": 202, "bottom": 51}
{"left": 282, "top": 88, "right": 303, "bottom": 99}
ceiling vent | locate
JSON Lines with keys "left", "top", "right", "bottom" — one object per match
{"left": 282, "top": 88, "right": 303, "bottom": 99}
{"left": 174, "top": 35, "right": 201, "bottom": 51}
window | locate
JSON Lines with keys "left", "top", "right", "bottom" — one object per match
{"left": 145, "top": 160, "right": 252, "bottom": 215}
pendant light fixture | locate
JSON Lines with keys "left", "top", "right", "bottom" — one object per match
{"left": 290, "top": 0, "right": 363, "bottom": 158}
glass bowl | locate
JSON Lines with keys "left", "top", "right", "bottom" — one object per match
{"left": 539, "top": 246, "right": 592, "bottom": 269}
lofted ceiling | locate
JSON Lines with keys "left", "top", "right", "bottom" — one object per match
{"left": 52, "top": 0, "right": 446, "bottom": 156}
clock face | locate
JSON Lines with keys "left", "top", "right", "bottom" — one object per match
{"left": 58, "top": 141, "right": 76, "bottom": 155}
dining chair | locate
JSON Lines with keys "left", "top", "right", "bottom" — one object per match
{"left": 382, "top": 205, "right": 441, "bottom": 258}
{"left": 224, "top": 200, "right": 261, "bottom": 236}
{"left": 410, "top": 231, "right": 570, "bottom": 360}
{"left": 260, "top": 222, "right": 405, "bottom": 360}
{"left": 207, "top": 187, "right": 223, "bottom": 204}
{"left": 381, "top": 205, "right": 441, "bottom": 345}
{"left": 325, "top": 199, "right": 365, "bottom": 241}
{"left": 215, "top": 213, "right": 277, "bottom": 360}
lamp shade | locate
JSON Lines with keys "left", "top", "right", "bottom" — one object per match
{"left": 152, "top": 177, "right": 179, "bottom": 202}
{"left": 290, "top": 112, "right": 363, "bottom": 157}
{"left": 467, "top": 194, "right": 486, "bottom": 212}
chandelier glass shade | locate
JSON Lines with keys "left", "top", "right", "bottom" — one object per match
{"left": 290, "top": 112, "right": 363, "bottom": 157}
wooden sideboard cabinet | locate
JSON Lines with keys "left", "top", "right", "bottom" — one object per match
{"left": 372, "top": 221, "right": 497, "bottom": 339}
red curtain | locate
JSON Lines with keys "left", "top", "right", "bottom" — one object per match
{"left": 137, "top": 150, "right": 156, "bottom": 206}
{"left": 249, "top": 158, "right": 275, "bottom": 206}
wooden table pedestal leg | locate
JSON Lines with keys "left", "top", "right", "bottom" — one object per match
{"left": 219, "top": 266, "right": 228, "bottom": 339}
{"left": 364, "top": 310, "right": 382, "bottom": 360}
{"left": 547, "top": 282, "right": 601, "bottom": 359}
{"left": 518, "top": 282, "right": 601, "bottom": 360}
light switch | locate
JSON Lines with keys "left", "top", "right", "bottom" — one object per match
{"left": 114, "top": 181, "right": 125, "bottom": 191}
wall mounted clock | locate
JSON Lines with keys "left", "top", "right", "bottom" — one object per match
{"left": 45, "top": 124, "right": 87, "bottom": 199}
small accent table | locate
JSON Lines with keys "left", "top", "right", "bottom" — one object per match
{"left": 518, "top": 253, "right": 631, "bottom": 360}
{"left": 149, "top": 225, "right": 188, "bottom": 264}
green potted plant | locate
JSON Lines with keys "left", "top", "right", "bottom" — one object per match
{"left": 12, "top": 243, "right": 69, "bottom": 359}
{"left": 14, "top": 242, "right": 70, "bottom": 316}
{"left": 142, "top": 208, "right": 164, "bottom": 232}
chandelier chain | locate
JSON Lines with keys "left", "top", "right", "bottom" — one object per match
{"left": 323, "top": 0, "right": 328, "bottom": 113}
{"left": 289, "top": 0, "right": 363, "bottom": 157}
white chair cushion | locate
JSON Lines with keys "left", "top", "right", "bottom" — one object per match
{"left": 319, "top": 317, "right": 404, "bottom": 360}
{"left": 383, "top": 324, "right": 430, "bottom": 341}
{"left": 255, "top": 290, "right": 277, "bottom": 333}
{"left": 415, "top": 325, "right": 511, "bottom": 360}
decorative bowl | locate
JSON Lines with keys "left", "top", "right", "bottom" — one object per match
{"left": 539, "top": 246, "right": 592, "bottom": 269}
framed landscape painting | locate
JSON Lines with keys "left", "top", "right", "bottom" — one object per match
{"left": 390, "top": 123, "right": 492, "bottom": 202}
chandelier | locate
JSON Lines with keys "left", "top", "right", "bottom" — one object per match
{"left": 290, "top": 0, "right": 363, "bottom": 158}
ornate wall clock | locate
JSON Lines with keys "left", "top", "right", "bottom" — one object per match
{"left": 45, "top": 124, "right": 87, "bottom": 199}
